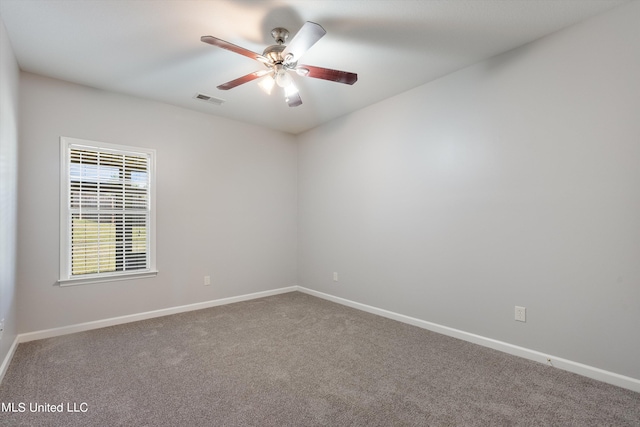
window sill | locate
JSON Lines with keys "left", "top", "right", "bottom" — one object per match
{"left": 58, "top": 270, "right": 158, "bottom": 287}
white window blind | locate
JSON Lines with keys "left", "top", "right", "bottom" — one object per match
{"left": 60, "top": 137, "right": 157, "bottom": 285}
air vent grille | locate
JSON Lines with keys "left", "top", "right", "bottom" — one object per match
{"left": 193, "top": 93, "right": 225, "bottom": 106}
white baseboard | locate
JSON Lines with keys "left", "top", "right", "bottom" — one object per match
{"left": 0, "top": 336, "right": 19, "bottom": 385}
{"left": 296, "top": 286, "right": 640, "bottom": 393}
{"left": 17, "top": 286, "right": 297, "bottom": 343}
{"left": 5, "top": 285, "right": 639, "bottom": 393}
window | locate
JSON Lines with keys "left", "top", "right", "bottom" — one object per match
{"left": 59, "top": 137, "right": 157, "bottom": 285}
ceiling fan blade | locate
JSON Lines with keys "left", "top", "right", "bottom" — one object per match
{"left": 297, "top": 65, "right": 358, "bottom": 85}
{"left": 217, "top": 70, "right": 272, "bottom": 90}
{"left": 284, "top": 82, "right": 302, "bottom": 107}
{"left": 286, "top": 92, "right": 302, "bottom": 107}
{"left": 201, "top": 36, "right": 269, "bottom": 63}
{"left": 282, "top": 21, "right": 326, "bottom": 62}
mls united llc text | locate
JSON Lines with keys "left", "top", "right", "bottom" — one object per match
{"left": 1, "top": 402, "right": 88, "bottom": 413}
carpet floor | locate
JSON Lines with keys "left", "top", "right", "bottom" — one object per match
{"left": 1, "top": 291, "right": 639, "bottom": 426}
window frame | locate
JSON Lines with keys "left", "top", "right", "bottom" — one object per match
{"left": 59, "top": 137, "right": 157, "bottom": 286}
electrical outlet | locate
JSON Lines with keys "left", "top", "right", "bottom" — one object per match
{"left": 515, "top": 306, "right": 526, "bottom": 322}
{"left": 333, "top": 272, "right": 338, "bottom": 282}
{"left": 0, "top": 318, "right": 4, "bottom": 341}
{"left": 204, "top": 276, "right": 211, "bottom": 286}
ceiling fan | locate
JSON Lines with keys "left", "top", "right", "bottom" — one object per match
{"left": 201, "top": 21, "right": 357, "bottom": 107}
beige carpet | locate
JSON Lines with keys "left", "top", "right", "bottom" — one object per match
{"left": 1, "top": 291, "right": 639, "bottom": 426}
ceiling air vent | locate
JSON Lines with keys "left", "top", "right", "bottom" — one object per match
{"left": 193, "top": 93, "right": 225, "bottom": 106}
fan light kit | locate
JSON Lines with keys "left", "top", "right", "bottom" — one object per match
{"left": 201, "top": 21, "right": 357, "bottom": 107}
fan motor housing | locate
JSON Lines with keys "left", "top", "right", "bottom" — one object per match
{"left": 263, "top": 44, "right": 296, "bottom": 69}
{"left": 263, "top": 44, "right": 285, "bottom": 63}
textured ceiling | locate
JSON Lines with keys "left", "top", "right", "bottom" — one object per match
{"left": 0, "top": 0, "right": 628, "bottom": 134}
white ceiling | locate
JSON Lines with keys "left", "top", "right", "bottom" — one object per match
{"left": 0, "top": 0, "right": 628, "bottom": 134}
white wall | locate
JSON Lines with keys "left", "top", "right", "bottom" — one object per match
{"left": 17, "top": 73, "right": 297, "bottom": 333}
{"left": 298, "top": 1, "right": 640, "bottom": 379}
{"left": 0, "top": 17, "right": 19, "bottom": 370}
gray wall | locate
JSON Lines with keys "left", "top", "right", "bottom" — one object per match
{"left": 0, "top": 18, "right": 19, "bottom": 369}
{"left": 17, "top": 73, "right": 298, "bottom": 333}
{"left": 298, "top": 1, "right": 640, "bottom": 379}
